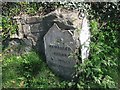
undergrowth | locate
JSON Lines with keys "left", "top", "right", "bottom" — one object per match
{"left": 2, "top": 52, "right": 68, "bottom": 88}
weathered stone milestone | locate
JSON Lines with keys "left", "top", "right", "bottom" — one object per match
{"left": 44, "top": 23, "right": 80, "bottom": 79}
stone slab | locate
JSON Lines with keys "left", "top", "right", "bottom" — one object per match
{"left": 44, "top": 23, "right": 79, "bottom": 79}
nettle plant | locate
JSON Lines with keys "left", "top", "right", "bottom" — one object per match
{"left": 75, "top": 20, "right": 118, "bottom": 88}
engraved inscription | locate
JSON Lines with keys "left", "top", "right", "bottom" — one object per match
{"left": 50, "top": 57, "right": 71, "bottom": 64}
{"left": 53, "top": 52, "right": 68, "bottom": 57}
{"left": 49, "top": 44, "right": 71, "bottom": 51}
{"left": 44, "top": 23, "right": 78, "bottom": 79}
{"left": 49, "top": 44, "right": 71, "bottom": 57}
{"left": 47, "top": 60, "right": 73, "bottom": 68}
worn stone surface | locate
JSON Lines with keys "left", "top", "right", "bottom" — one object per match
{"left": 3, "top": 38, "right": 31, "bottom": 54}
{"left": 80, "top": 16, "right": 90, "bottom": 62}
{"left": 11, "top": 9, "right": 82, "bottom": 56}
{"left": 44, "top": 23, "right": 80, "bottom": 79}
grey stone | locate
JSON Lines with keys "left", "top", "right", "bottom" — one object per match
{"left": 12, "top": 8, "right": 82, "bottom": 57}
{"left": 22, "top": 38, "right": 33, "bottom": 52}
{"left": 44, "top": 23, "right": 80, "bottom": 79}
{"left": 5, "top": 38, "right": 25, "bottom": 54}
{"left": 30, "top": 23, "right": 42, "bottom": 33}
{"left": 25, "top": 16, "right": 42, "bottom": 24}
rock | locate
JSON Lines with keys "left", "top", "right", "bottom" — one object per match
{"left": 12, "top": 8, "right": 82, "bottom": 57}
{"left": 3, "top": 38, "right": 33, "bottom": 55}
{"left": 80, "top": 16, "right": 90, "bottom": 62}
{"left": 5, "top": 38, "right": 24, "bottom": 54}
{"left": 44, "top": 23, "right": 80, "bottom": 80}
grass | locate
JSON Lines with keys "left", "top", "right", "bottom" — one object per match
{"left": 2, "top": 51, "right": 68, "bottom": 88}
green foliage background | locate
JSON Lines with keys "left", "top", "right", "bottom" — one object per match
{"left": 1, "top": 2, "right": 120, "bottom": 89}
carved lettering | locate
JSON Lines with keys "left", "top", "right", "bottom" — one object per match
{"left": 53, "top": 52, "right": 68, "bottom": 57}
{"left": 49, "top": 44, "right": 71, "bottom": 51}
{"left": 47, "top": 60, "right": 73, "bottom": 68}
{"left": 58, "top": 59, "right": 70, "bottom": 64}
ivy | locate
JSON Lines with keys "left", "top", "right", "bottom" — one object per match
{"left": 2, "top": 2, "right": 120, "bottom": 89}
{"left": 75, "top": 19, "right": 119, "bottom": 89}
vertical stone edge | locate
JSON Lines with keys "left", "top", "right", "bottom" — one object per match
{"left": 80, "top": 16, "right": 91, "bottom": 63}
